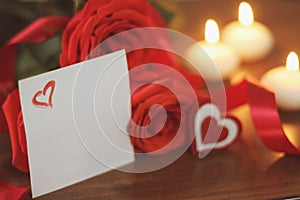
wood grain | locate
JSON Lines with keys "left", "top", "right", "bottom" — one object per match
{"left": 1, "top": 0, "right": 300, "bottom": 199}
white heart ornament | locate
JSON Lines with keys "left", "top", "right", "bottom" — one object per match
{"left": 194, "top": 103, "right": 239, "bottom": 158}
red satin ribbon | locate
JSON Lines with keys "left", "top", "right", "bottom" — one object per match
{"left": 0, "top": 180, "right": 29, "bottom": 200}
{"left": 0, "top": 16, "right": 70, "bottom": 133}
{"left": 225, "top": 78, "right": 300, "bottom": 155}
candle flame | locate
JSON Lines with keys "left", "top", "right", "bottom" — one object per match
{"left": 239, "top": 2, "right": 254, "bottom": 26}
{"left": 286, "top": 51, "right": 299, "bottom": 71}
{"left": 205, "top": 19, "right": 220, "bottom": 44}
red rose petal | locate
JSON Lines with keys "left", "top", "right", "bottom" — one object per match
{"left": 2, "top": 90, "right": 29, "bottom": 173}
{"left": 17, "top": 113, "right": 27, "bottom": 154}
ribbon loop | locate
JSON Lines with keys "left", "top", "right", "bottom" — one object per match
{"left": 225, "top": 79, "right": 300, "bottom": 155}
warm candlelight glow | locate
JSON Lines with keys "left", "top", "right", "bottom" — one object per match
{"left": 286, "top": 51, "right": 299, "bottom": 71}
{"left": 238, "top": 2, "right": 254, "bottom": 26}
{"left": 205, "top": 19, "right": 220, "bottom": 44}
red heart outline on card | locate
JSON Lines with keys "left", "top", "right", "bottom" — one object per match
{"left": 32, "top": 80, "right": 56, "bottom": 108}
{"left": 194, "top": 103, "right": 240, "bottom": 157}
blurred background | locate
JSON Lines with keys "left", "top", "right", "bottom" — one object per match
{"left": 0, "top": 0, "right": 73, "bottom": 80}
{"left": 0, "top": 0, "right": 74, "bottom": 45}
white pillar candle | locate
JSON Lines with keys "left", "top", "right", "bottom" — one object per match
{"left": 222, "top": 2, "right": 274, "bottom": 62}
{"left": 186, "top": 19, "right": 240, "bottom": 82}
{"left": 261, "top": 52, "right": 300, "bottom": 111}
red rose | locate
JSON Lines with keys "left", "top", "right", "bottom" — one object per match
{"left": 128, "top": 66, "right": 204, "bottom": 154}
{"left": 128, "top": 85, "right": 187, "bottom": 154}
{"left": 2, "top": 90, "right": 29, "bottom": 173}
{"left": 60, "top": 0, "right": 174, "bottom": 71}
{"left": 59, "top": 0, "right": 207, "bottom": 154}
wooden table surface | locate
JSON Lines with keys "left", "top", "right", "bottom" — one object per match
{"left": 1, "top": 0, "right": 300, "bottom": 199}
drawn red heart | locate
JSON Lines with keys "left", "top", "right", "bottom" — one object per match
{"left": 32, "top": 80, "right": 56, "bottom": 108}
{"left": 190, "top": 103, "right": 241, "bottom": 157}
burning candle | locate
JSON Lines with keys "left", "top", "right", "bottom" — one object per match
{"left": 261, "top": 52, "right": 300, "bottom": 111}
{"left": 186, "top": 19, "right": 240, "bottom": 82}
{"left": 222, "top": 2, "right": 274, "bottom": 62}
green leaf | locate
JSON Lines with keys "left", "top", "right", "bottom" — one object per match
{"left": 148, "top": 0, "right": 175, "bottom": 25}
{"left": 16, "top": 35, "right": 62, "bottom": 80}
{"left": 73, "top": 0, "right": 87, "bottom": 12}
